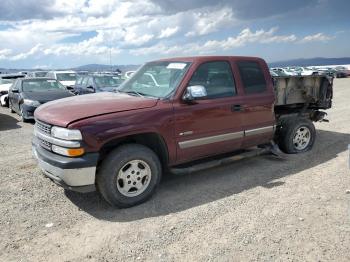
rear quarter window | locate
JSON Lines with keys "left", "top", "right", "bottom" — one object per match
{"left": 237, "top": 61, "right": 267, "bottom": 94}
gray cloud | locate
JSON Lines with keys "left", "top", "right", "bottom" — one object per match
{"left": 0, "top": 0, "right": 59, "bottom": 21}
{"left": 150, "top": 0, "right": 319, "bottom": 19}
{"left": 2, "top": 0, "right": 349, "bottom": 23}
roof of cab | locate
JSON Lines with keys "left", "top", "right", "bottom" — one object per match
{"left": 154, "top": 55, "right": 264, "bottom": 63}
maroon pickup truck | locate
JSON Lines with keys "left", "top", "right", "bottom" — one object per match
{"left": 32, "top": 56, "right": 333, "bottom": 208}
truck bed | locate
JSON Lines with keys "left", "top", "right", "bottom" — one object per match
{"left": 273, "top": 75, "right": 333, "bottom": 110}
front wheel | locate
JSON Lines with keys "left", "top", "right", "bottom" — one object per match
{"left": 97, "top": 144, "right": 162, "bottom": 208}
{"left": 19, "top": 104, "right": 29, "bottom": 122}
{"left": 277, "top": 118, "right": 316, "bottom": 154}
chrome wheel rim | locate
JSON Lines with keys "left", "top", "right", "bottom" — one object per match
{"left": 293, "top": 126, "right": 311, "bottom": 150}
{"left": 116, "top": 160, "right": 152, "bottom": 197}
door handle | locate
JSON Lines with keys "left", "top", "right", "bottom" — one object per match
{"left": 231, "top": 104, "right": 244, "bottom": 112}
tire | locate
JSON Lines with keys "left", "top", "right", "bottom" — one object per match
{"left": 277, "top": 118, "right": 316, "bottom": 154}
{"left": 9, "top": 101, "right": 15, "bottom": 113}
{"left": 96, "top": 144, "right": 162, "bottom": 208}
{"left": 19, "top": 104, "right": 29, "bottom": 122}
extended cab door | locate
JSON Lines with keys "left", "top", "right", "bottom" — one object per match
{"left": 174, "top": 60, "right": 245, "bottom": 164}
{"left": 233, "top": 59, "right": 275, "bottom": 148}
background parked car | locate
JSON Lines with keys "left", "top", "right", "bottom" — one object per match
{"left": 0, "top": 74, "right": 26, "bottom": 107}
{"left": 46, "top": 71, "right": 77, "bottom": 91}
{"left": 8, "top": 78, "right": 74, "bottom": 122}
{"left": 74, "top": 74, "right": 123, "bottom": 95}
{"left": 334, "top": 66, "right": 349, "bottom": 78}
{"left": 271, "top": 68, "right": 297, "bottom": 76}
{"left": 293, "top": 67, "right": 319, "bottom": 76}
{"left": 125, "top": 71, "right": 136, "bottom": 79}
{"left": 27, "top": 71, "right": 49, "bottom": 78}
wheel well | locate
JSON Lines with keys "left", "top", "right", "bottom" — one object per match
{"left": 98, "top": 133, "right": 169, "bottom": 167}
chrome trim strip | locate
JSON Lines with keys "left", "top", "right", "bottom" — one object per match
{"left": 179, "top": 131, "right": 244, "bottom": 149}
{"left": 244, "top": 125, "right": 274, "bottom": 136}
{"left": 34, "top": 127, "right": 81, "bottom": 148}
{"left": 179, "top": 131, "right": 194, "bottom": 136}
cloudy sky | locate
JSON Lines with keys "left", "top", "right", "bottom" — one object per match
{"left": 0, "top": 0, "right": 349, "bottom": 69}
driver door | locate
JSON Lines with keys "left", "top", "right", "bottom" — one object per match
{"left": 174, "top": 60, "right": 245, "bottom": 163}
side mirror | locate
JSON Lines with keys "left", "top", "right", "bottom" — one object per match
{"left": 12, "top": 89, "right": 19, "bottom": 93}
{"left": 183, "top": 85, "right": 207, "bottom": 102}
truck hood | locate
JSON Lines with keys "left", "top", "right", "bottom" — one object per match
{"left": 35, "top": 92, "right": 159, "bottom": 127}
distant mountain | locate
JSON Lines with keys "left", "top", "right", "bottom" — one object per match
{"left": 73, "top": 64, "right": 140, "bottom": 72}
{"left": 2, "top": 57, "right": 350, "bottom": 73}
{"left": 269, "top": 57, "right": 350, "bottom": 67}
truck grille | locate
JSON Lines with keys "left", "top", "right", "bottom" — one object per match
{"left": 35, "top": 120, "right": 52, "bottom": 151}
{"left": 34, "top": 120, "right": 81, "bottom": 151}
{"left": 35, "top": 120, "right": 52, "bottom": 135}
{"left": 39, "top": 138, "right": 52, "bottom": 150}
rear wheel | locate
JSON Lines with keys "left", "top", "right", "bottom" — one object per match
{"left": 97, "top": 144, "right": 162, "bottom": 208}
{"left": 277, "top": 118, "right": 316, "bottom": 154}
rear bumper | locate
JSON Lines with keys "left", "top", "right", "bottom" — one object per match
{"left": 32, "top": 138, "right": 98, "bottom": 193}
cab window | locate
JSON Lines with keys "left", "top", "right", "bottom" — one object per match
{"left": 188, "top": 61, "right": 236, "bottom": 99}
{"left": 237, "top": 61, "right": 267, "bottom": 94}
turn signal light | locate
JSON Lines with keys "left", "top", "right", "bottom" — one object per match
{"left": 52, "top": 145, "right": 85, "bottom": 157}
{"left": 67, "top": 148, "right": 85, "bottom": 157}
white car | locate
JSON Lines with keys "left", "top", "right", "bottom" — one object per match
{"left": 0, "top": 74, "right": 25, "bottom": 106}
{"left": 46, "top": 71, "right": 77, "bottom": 89}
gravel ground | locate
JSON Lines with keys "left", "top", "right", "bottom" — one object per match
{"left": 1, "top": 78, "right": 350, "bottom": 262}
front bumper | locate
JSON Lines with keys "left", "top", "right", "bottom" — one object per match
{"left": 22, "top": 104, "right": 37, "bottom": 119}
{"left": 32, "top": 138, "right": 98, "bottom": 193}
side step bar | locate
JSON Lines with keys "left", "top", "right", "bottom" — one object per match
{"left": 170, "top": 142, "right": 285, "bottom": 176}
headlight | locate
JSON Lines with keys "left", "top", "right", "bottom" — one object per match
{"left": 23, "top": 99, "right": 41, "bottom": 107}
{"left": 51, "top": 126, "right": 82, "bottom": 140}
{"left": 52, "top": 145, "right": 85, "bottom": 157}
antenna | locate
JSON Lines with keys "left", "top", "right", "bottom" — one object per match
{"left": 109, "top": 35, "right": 112, "bottom": 72}
{"left": 109, "top": 43, "right": 112, "bottom": 72}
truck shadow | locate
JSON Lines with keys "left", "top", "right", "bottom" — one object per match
{"left": 65, "top": 129, "right": 350, "bottom": 222}
{"left": 0, "top": 113, "right": 21, "bottom": 131}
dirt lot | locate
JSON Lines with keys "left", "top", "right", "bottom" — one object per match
{"left": 0, "top": 78, "right": 350, "bottom": 262}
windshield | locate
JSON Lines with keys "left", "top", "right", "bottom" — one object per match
{"left": 22, "top": 79, "right": 66, "bottom": 92}
{"left": 0, "top": 79, "right": 14, "bottom": 85}
{"left": 95, "top": 76, "right": 122, "bottom": 88}
{"left": 118, "top": 61, "right": 191, "bottom": 98}
{"left": 56, "top": 73, "right": 77, "bottom": 81}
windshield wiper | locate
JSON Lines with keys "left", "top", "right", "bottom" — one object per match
{"left": 117, "top": 90, "right": 158, "bottom": 99}
{"left": 122, "top": 90, "right": 144, "bottom": 97}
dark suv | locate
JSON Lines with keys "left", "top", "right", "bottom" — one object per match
{"left": 74, "top": 74, "right": 123, "bottom": 95}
